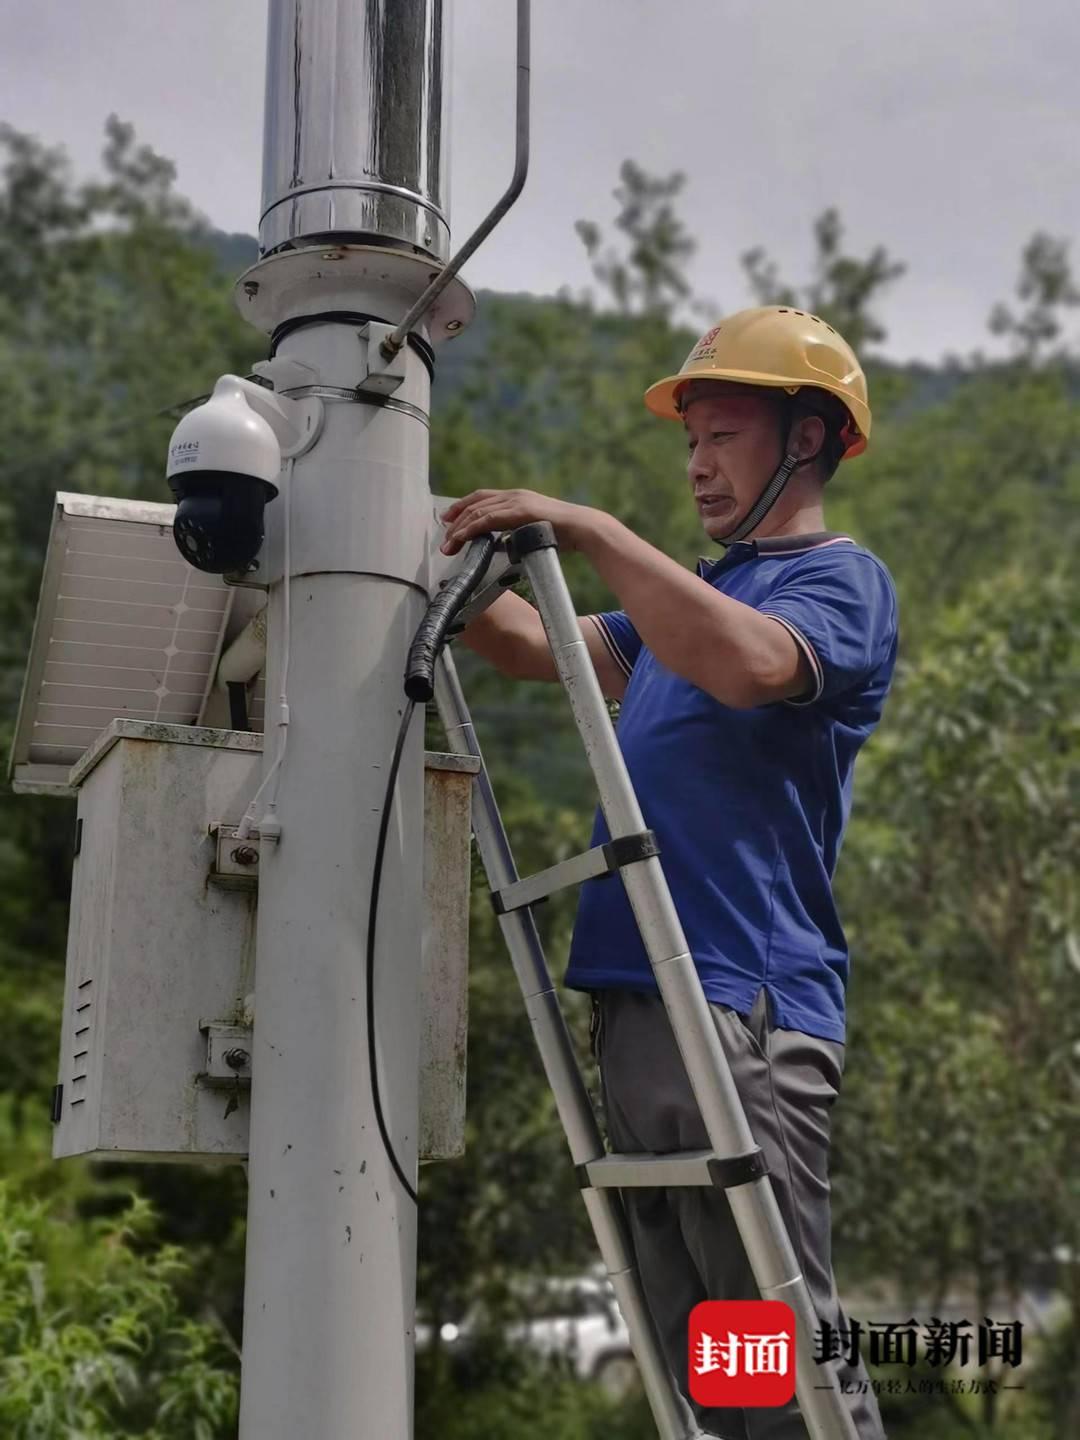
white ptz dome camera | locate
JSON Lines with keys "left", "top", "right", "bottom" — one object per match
{"left": 165, "top": 371, "right": 320, "bottom": 574}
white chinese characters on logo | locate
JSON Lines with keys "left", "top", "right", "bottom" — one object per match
{"left": 693, "top": 1329, "right": 792, "bottom": 1379}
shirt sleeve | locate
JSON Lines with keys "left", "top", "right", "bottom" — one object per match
{"left": 585, "top": 611, "right": 642, "bottom": 681}
{"left": 757, "top": 550, "right": 898, "bottom": 708}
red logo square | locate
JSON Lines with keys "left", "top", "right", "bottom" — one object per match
{"left": 688, "top": 1300, "right": 797, "bottom": 1408}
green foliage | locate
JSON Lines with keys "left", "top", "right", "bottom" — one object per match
{"left": 742, "top": 207, "right": 906, "bottom": 350}
{"left": 575, "top": 159, "right": 698, "bottom": 321}
{"left": 0, "top": 112, "right": 258, "bottom": 1117}
{"left": 0, "top": 116, "right": 258, "bottom": 1433}
{"left": 835, "top": 565, "right": 1080, "bottom": 1286}
{"left": 0, "top": 115, "right": 255, "bottom": 676}
{"left": 416, "top": 1345, "right": 655, "bottom": 1440}
{"left": 827, "top": 361, "right": 1080, "bottom": 639}
{"left": 988, "top": 232, "right": 1080, "bottom": 362}
{"left": 830, "top": 564, "right": 1080, "bottom": 1433}
{"left": 2, "top": 115, "right": 1078, "bottom": 1437}
{"left": 0, "top": 1184, "right": 238, "bottom": 1438}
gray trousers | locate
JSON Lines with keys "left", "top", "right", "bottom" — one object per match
{"left": 590, "top": 985, "right": 886, "bottom": 1440}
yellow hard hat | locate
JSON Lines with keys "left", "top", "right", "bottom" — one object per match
{"left": 644, "top": 305, "right": 871, "bottom": 459}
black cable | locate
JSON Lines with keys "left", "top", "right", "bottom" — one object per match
{"left": 269, "top": 309, "right": 435, "bottom": 382}
{"left": 366, "top": 698, "right": 421, "bottom": 1206}
{"left": 368, "top": 534, "right": 502, "bottom": 1204}
{"left": 404, "top": 534, "right": 498, "bottom": 700}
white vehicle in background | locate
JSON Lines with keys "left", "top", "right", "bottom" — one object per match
{"left": 417, "top": 1271, "right": 640, "bottom": 1399}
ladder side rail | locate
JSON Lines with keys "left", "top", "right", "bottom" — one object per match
{"left": 433, "top": 650, "right": 701, "bottom": 1440}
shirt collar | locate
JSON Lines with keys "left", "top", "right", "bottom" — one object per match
{"left": 696, "top": 531, "right": 853, "bottom": 577}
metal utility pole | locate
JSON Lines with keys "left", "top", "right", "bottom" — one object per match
{"left": 230, "top": 3, "right": 527, "bottom": 1434}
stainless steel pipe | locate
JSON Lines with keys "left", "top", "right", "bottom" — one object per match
{"left": 260, "top": 0, "right": 452, "bottom": 259}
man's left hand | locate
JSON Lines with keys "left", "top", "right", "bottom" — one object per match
{"left": 439, "top": 488, "right": 598, "bottom": 556}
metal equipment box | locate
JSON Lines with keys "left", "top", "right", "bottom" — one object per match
{"left": 53, "top": 720, "right": 476, "bottom": 1165}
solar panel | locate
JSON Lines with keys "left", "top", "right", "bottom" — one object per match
{"left": 9, "top": 494, "right": 243, "bottom": 795}
{"left": 10, "top": 489, "right": 507, "bottom": 795}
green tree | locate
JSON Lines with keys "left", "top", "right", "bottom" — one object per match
{"left": 0, "top": 116, "right": 256, "bottom": 657}
{"left": 742, "top": 206, "right": 906, "bottom": 351}
{"left": 0, "top": 115, "right": 259, "bottom": 1398}
{"left": 827, "top": 357, "right": 1080, "bottom": 640}
{"left": 834, "top": 562, "right": 1080, "bottom": 1433}
{"left": 574, "top": 159, "right": 698, "bottom": 321}
{"left": 0, "top": 1183, "right": 238, "bottom": 1438}
{"left": 988, "top": 232, "right": 1080, "bottom": 363}
{"left": 5, "top": 117, "right": 1078, "bottom": 1440}
{"left": 0, "top": 115, "right": 258, "bottom": 1113}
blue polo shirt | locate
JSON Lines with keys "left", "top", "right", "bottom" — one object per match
{"left": 564, "top": 532, "right": 899, "bottom": 1044}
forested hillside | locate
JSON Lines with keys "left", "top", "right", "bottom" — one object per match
{"left": 0, "top": 118, "right": 1077, "bottom": 1438}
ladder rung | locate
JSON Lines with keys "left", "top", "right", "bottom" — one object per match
{"left": 577, "top": 1147, "right": 768, "bottom": 1190}
{"left": 490, "top": 829, "right": 659, "bottom": 915}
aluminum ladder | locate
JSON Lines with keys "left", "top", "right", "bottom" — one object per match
{"left": 432, "top": 521, "right": 857, "bottom": 1440}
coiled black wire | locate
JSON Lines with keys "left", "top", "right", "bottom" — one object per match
{"left": 367, "top": 534, "right": 499, "bottom": 1204}
{"left": 404, "top": 534, "right": 498, "bottom": 701}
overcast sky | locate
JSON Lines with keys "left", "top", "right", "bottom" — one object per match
{"left": 3, "top": 0, "right": 1078, "bottom": 363}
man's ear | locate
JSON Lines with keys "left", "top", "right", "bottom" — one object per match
{"left": 793, "top": 413, "right": 825, "bottom": 464}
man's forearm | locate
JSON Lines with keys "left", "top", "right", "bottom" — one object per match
{"left": 456, "top": 590, "right": 555, "bottom": 680}
{"left": 576, "top": 512, "right": 791, "bottom": 708}
{"left": 436, "top": 487, "right": 801, "bottom": 707}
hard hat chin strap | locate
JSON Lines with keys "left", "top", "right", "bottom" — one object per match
{"left": 716, "top": 448, "right": 800, "bottom": 547}
{"left": 715, "top": 394, "right": 815, "bottom": 548}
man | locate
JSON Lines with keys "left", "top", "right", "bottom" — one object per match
{"left": 440, "top": 306, "right": 896, "bottom": 1440}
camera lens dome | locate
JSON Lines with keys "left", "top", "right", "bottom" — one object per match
{"left": 169, "top": 473, "right": 277, "bottom": 575}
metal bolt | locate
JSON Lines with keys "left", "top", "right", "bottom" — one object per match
{"left": 231, "top": 844, "right": 260, "bottom": 867}
{"left": 224, "top": 1047, "right": 251, "bottom": 1071}
{"left": 243, "top": 281, "right": 260, "bottom": 297}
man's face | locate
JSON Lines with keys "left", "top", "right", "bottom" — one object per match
{"left": 682, "top": 387, "right": 784, "bottom": 541}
